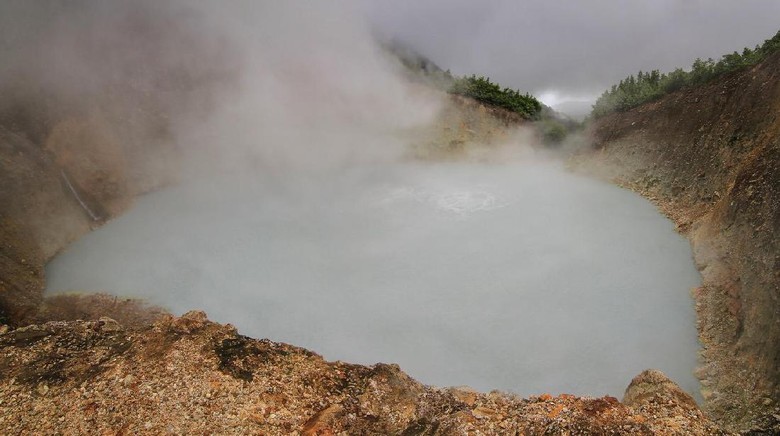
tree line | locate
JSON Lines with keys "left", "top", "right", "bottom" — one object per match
{"left": 382, "top": 42, "right": 543, "bottom": 120}
{"left": 591, "top": 29, "right": 780, "bottom": 118}
{"left": 449, "top": 75, "right": 542, "bottom": 120}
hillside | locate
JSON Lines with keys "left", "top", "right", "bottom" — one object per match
{"left": 576, "top": 50, "right": 780, "bottom": 431}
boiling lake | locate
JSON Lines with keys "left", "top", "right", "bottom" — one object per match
{"left": 46, "top": 162, "right": 701, "bottom": 398}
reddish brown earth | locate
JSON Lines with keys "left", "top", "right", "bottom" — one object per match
{"left": 0, "top": 312, "right": 727, "bottom": 435}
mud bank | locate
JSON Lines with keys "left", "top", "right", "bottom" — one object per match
{"left": 577, "top": 51, "right": 780, "bottom": 431}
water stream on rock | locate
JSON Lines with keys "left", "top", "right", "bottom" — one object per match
{"left": 46, "top": 161, "right": 701, "bottom": 399}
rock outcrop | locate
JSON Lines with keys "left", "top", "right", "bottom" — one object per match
{"left": 0, "top": 314, "right": 727, "bottom": 435}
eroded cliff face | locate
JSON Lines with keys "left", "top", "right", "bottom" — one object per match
{"left": 0, "top": 113, "right": 177, "bottom": 325}
{"left": 579, "top": 51, "right": 780, "bottom": 431}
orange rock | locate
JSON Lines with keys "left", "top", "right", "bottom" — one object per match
{"left": 547, "top": 404, "right": 565, "bottom": 419}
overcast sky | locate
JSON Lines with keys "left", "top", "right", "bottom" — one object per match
{"left": 362, "top": 1, "right": 780, "bottom": 108}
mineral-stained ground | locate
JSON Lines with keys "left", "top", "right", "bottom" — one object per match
{"left": 0, "top": 312, "right": 729, "bottom": 435}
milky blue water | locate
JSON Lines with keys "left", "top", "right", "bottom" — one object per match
{"left": 46, "top": 162, "right": 701, "bottom": 399}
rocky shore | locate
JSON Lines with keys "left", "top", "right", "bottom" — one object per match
{"left": 0, "top": 312, "right": 728, "bottom": 435}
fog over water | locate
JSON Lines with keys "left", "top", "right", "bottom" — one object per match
{"left": 9, "top": 1, "right": 705, "bottom": 398}
{"left": 46, "top": 161, "right": 701, "bottom": 398}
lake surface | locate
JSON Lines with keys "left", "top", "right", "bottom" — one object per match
{"left": 46, "top": 161, "right": 701, "bottom": 398}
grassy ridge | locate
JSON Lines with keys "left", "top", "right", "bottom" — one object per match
{"left": 383, "top": 41, "right": 543, "bottom": 120}
{"left": 449, "top": 75, "right": 542, "bottom": 120}
{"left": 592, "top": 30, "right": 780, "bottom": 118}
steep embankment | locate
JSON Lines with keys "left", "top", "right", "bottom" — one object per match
{"left": 579, "top": 50, "right": 780, "bottom": 431}
{"left": 0, "top": 114, "right": 176, "bottom": 325}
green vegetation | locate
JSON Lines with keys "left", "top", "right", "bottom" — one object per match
{"left": 592, "top": 29, "right": 780, "bottom": 118}
{"left": 534, "top": 103, "right": 584, "bottom": 147}
{"left": 539, "top": 119, "right": 569, "bottom": 145}
{"left": 383, "top": 41, "right": 542, "bottom": 120}
{"left": 449, "top": 75, "right": 542, "bottom": 120}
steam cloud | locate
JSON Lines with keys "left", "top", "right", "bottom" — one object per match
{"left": 0, "top": 1, "right": 442, "bottom": 178}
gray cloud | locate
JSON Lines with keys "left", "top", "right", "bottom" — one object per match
{"left": 363, "top": 0, "right": 780, "bottom": 106}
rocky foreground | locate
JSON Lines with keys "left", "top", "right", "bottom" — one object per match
{"left": 0, "top": 311, "right": 729, "bottom": 435}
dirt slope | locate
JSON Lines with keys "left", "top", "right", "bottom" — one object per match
{"left": 578, "top": 51, "right": 780, "bottom": 431}
{"left": 0, "top": 113, "right": 175, "bottom": 325}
